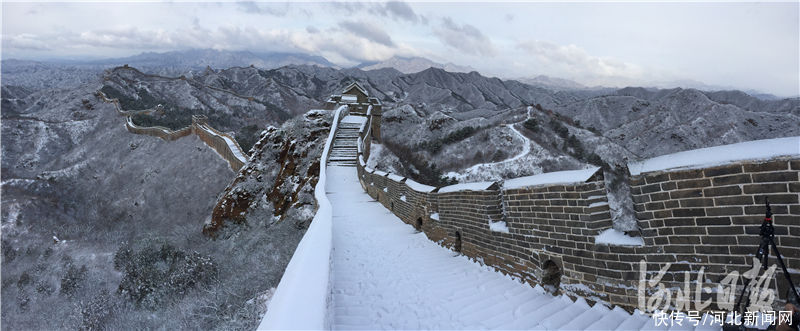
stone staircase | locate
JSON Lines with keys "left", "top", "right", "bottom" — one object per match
{"left": 328, "top": 121, "right": 361, "bottom": 167}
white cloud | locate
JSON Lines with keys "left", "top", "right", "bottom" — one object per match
{"left": 338, "top": 20, "right": 395, "bottom": 47}
{"left": 433, "top": 17, "right": 495, "bottom": 57}
{"left": 516, "top": 40, "right": 647, "bottom": 86}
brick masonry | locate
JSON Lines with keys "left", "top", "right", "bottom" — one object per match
{"left": 356, "top": 114, "right": 800, "bottom": 312}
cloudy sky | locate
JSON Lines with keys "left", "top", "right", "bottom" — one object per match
{"left": 2, "top": 1, "right": 798, "bottom": 96}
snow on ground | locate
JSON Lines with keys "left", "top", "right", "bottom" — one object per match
{"left": 326, "top": 166, "right": 669, "bottom": 330}
{"left": 341, "top": 115, "right": 367, "bottom": 125}
{"left": 366, "top": 143, "right": 403, "bottom": 175}
{"left": 628, "top": 136, "right": 800, "bottom": 175}
{"left": 594, "top": 229, "right": 644, "bottom": 246}
{"left": 447, "top": 124, "right": 532, "bottom": 182}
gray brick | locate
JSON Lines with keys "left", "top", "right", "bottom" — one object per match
{"left": 715, "top": 196, "right": 754, "bottom": 206}
{"left": 752, "top": 171, "right": 798, "bottom": 183}
{"left": 743, "top": 183, "right": 788, "bottom": 194}
{"left": 705, "top": 206, "right": 743, "bottom": 216}
{"left": 679, "top": 198, "right": 714, "bottom": 208}
{"left": 744, "top": 161, "right": 790, "bottom": 172}
{"left": 670, "top": 189, "right": 703, "bottom": 199}
{"left": 704, "top": 186, "right": 742, "bottom": 197}
{"left": 712, "top": 174, "right": 752, "bottom": 186}
{"left": 669, "top": 170, "right": 704, "bottom": 180}
{"left": 704, "top": 164, "right": 743, "bottom": 177}
{"left": 641, "top": 184, "right": 662, "bottom": 194}
{"left": 695, "top": 217, "right": 733, "bottom": 226}
{"left": 672, "top": 208, "right": 706, "bottom": 217}
{"left": 677, "top": 178, "right": 712, "bottom": 189}
{"left": 645, "top": 173, "right": 670, "bottom": 184}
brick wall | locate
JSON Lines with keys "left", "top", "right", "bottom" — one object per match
{"left": 193, "top": 124, "right": 247, "bottom": 171}
{"left": 631, "top": 159, "right": 800, "bottom": 305}
{"left": 355, "top": 114, "right": 800, "bottom": 312}
{"left": 125, "top": 117, "right": 193, "bottom": 141}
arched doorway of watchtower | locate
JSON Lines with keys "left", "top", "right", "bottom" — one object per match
{"left": 541, "top": 260, "right": 562, "bottom": 295}
{"left": 415, "top": 218, "right": 423, "bottom": 232}
{"left": 454, "top": 231, "right": 462, "bottom": 253}
{"left": 391, "top": 202, "right": 394, "bottom": 211}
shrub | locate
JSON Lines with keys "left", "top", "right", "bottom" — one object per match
{"left": 549, "top": 119, "right": 569, "bottom": 138}
{"left": 523, "top": 119, "right": 539, "bottom": 132}
{"left": 114, "top": 241, "right": 218, "bottom": 310}
{"left": 587, "top": 153, "right": 606, "bottom": 167}
{"left": 17, "top": 271, "right": 32, "bottom": 289}
{"left": 35, "top": 280, "right": 54, "bottom": 295}
{"left": 383, "top": 140, "right": 456, "bottom": 187}
{"left": 417, "top": 126, "right": 481, "bottom": 154}
{"left": 79, "top": 290, "right": 116, "bottom": 330}
{"left": 60, "top": 264, "right": 87, "bottom": 296}
{"left": 237, "top": 125, "right": 261, "bottom": 153}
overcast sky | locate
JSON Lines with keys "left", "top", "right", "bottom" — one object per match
{"left": 2, "top": 1, "right": 798, "bottom": 96}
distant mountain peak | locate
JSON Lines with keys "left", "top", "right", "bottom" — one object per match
{"left": 517, "top": 75, "right": 587, "bottom": 91}
{"left": 357, "top": 56, "right": 474, "bottom": 74}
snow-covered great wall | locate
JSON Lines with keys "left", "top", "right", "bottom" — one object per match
{"left": 256, "top": 85, "right": 798, "bottom": 328}
{"left": 97, "top": 91, "right": 248, "bottom": 171}
{"left": 354, "top": 112, "right": 799, "bottom": 312}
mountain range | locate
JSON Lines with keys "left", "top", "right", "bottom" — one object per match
{"left": 2, "top": 59, "right": 799, "bottom": 328}
{"left": 356, "top": 56, "right": 475, "bottom": 74}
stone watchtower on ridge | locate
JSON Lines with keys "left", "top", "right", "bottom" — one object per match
{"left": 325, "top": 81, "right": 382, "bottom": 143}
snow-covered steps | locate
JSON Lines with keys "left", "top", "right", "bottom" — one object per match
{"left": 326, "top": 165, "right": 692, "bottom": 330}
{"left": 327, "top": 117, "right": 362, "bottom": 167}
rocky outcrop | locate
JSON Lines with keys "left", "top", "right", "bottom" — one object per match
{"left": 203, "top": 110, "right": 332, "bottom": 238}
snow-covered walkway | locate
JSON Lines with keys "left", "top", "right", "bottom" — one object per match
{"left": 327, "top": 165, "right": 662, "bottom": 330}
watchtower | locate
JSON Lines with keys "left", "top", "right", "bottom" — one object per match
{"left": 326, "top": 82, "right": 382, "bottom": 143}
{"left": 191, "top": 114, "right": 209, "bottom": 134}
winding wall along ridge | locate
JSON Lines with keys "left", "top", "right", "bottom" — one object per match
{"left": 96, "top": 89, "right": 249, "bottom": 171}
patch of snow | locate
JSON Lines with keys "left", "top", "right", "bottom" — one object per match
{"left": 306, "top": 109, "right": 327, "bottom": 117}
{"left": 383, "top": 187, "right": 388, "bottom": 192}
{"left": 430, "top": 213, "right": 439, "bottom": 221}
{"left": 594, "top": 229, "right": 644, "bottom": 246}
{"left": 387, "top": 173, "right": 404, "bottom": 181}
{"left": 405, "top": 179, "right": 436, "bottom": 193}
{"left": 628, "top": 136, "right": 800, "bottom": 175}
{"left": 588, "top": 201, "right": 609, "bottom": 208}
{"left": 438, "top": 181, "right": 495, "bottom": 193}
{"left": 503, "top": 167, "right": 600, "bottom": 189}
{"left": 399, "top": 195, "right": 407, "bottom": 202}
{"left": 341, "top": 115, "right": 367, "bottom": 124}
{"left": 488, "top": 220, "right": 510, "bottom": 233}
{"left": 374, "top": 170, "right": 388, "bottom": 177}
